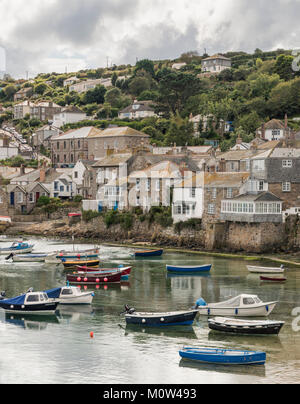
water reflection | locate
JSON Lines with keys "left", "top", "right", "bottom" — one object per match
{"left": 122, "top": 324, "right": 198, "bottom": 340}
{"left": 4, "top": 313, "right": 60, "bottom": 330}
{"left": 179, "top": 359, "right": 267, "bottom": 378}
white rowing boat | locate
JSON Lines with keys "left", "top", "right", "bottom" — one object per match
{"left": 247, "top": 265, "right": 285, "bottom": 274}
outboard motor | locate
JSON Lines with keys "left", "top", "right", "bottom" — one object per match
{"left": 5, "top": 253, "right": 14, "bottom": 261}
{"left": 121, "top": 304, "right": 136, "bottom": 315}
{"left": 195, "top": 298, "right": 207, "bottom": 309}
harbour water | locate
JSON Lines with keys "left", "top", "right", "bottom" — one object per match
{"left": 0, "top": 237, "right": 299, "bottom": 384}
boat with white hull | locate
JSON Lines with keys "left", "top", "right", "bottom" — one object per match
{"left": 195, "top": 294, "right": 277, "bottom": 317}
{"left": 247, "top": 265, "right": 285, "bottom": 274}
{"left": 45, "top": 286, "right": 94, "bottom": 305}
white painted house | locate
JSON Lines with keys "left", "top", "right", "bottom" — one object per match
{"left": 47, "top": 173, "right": 76, "bottom": 199}
{"left": 52, "top": 105, "right": 87, "bottom": 128}
{"left": 172, "top": 174, "right": 204, "bottom": 223}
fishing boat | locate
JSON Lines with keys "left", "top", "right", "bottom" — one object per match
{"left": 45, "top": 248, "right": 100, "bottom": 263}
{"left": 179, "top": 347, "right": 266, "bottom": 365}
{"left": 0, "top": 242, "right": 34, "bottom": 255}
{"left": 260, "top": 276, "right": 287, "bottom": 282}
{"left": 247, "top": 265, "right": 285, "bottom": 274}
{"left": 0, "top": 288, "right": 59, "bottom": 315}
{"left": 121, "top": 305, "right": 198, "bottom": 326}
{"left": 134, "top": 249, "right": 163, "bottom": 258}
{"left": 45, "top": 286, "right": 94, "bottom": 305}
{"left": 61, "top": 259, "right": 100, "bottom": 269}
{"left": 208, "top": 317, "right": 285, "bottom": 335}
{"left": 195, "top": 294, "right": 277, "bottom": 317}
{"left": 166, "top": 264, "right": 212, "bottom": 273}
{"left": 8, "top": 253, "right": 49, "bottom": 262}
{"left": 66, "top": 270, "right": 122, "bottom": 284}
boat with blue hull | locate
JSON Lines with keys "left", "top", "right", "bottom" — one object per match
{"left": 166, "top": 264, "right": 212, "bottom": 273}
{"left": 0, "top": 289, "right": 59, "bottom": 315}
{"left": 179, "top": 347, "right": 266, "bottom": 365}
{"left": 134, "top": 249, "right": 163, "bottom": 258}
{"left": 122, "top": 305, "right": 198, "bottom": 327}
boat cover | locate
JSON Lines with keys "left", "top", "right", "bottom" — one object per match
{"left": 1, "top": 294, "right": 26, "bottom": 305}
{"left": 44, "top": 288, "right": 62, "bottom": 299}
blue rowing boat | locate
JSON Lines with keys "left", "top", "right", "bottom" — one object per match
{"left": 179, "top": 347, "right": 266, "bottom": 365}
{"left": 166, "top": 264, "right": 212, "bottom": 273}
{"left": 134, "top": 249, "right": 163, "bottom": 258}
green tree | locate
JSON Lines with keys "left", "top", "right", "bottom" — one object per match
{"left": 134, "top": 59, "right": 155, "bottom": 77}
{"left": 81, "top": 85, "right": 106, "bottom": 105}
{"left": 274, "top": 55, "right": 295, "bottom": 81}
{"left": 164, "top": 113, "right": 194, "bottom": 146}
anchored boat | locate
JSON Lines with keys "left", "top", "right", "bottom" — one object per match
{"left": 208, "top": 317, "right": 285, "bottom": 335}
{"left": 166, "top": 264, "right": 212, "bottom": 273}
{"left": 0, "top": 288, "right": 59, "bottom": 315}
{"left": 62, "top": 258, "right": 100, "bottom": 269}
{"left": 45, "top": 286, "right": 94, "bottom": 305}
{"left": 66, "top": 270, "right": 122, "bottom": 284}
{"left": 195, "top": 294, "right": 277, "bottom": 317}
{"left": 121, "top": 305, "right": 198, "bottom": 326}
{"left": 0, "top": 242, "right": 34, "bottom": 255}
{"left": 8, "top": 253, "right": 49, "bottom": 262}
{"left": 179, "top": 347, "right": 266, "bottom": 365}
{"left": 134, "top": 249, "right": 163, "bottom": 258}
{"left": 247, "top": 265, "right": 285, "bottom": 274}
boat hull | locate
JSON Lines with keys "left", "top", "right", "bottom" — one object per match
{"left": 0, "top": 246, "right": 34, "bottom": 255}
{"left": 63, "top": 260, "right": 100, "bottom": 269}
{"left": 67, "top": 271, "right": 122, "bottom": 284}
{"left": 135, "top": 249, "right": 163, "bottom": 257}
{"left": 166, "top": 264, "right": 212, "bottom": 273}
{"left": 0, "top": 301, "right": 58, "bottom": 315}
{"left": 12, "top": 254, "right": 48, "bottom": 262}
{"left": 208, "top": 319, "right": 285, "bottom": 335}
{"left": 260, "top": 276, "right": 287, "bottom": 282}
{"left": 57, "top": 293, "right": 93, "bottom": 305}
{"left": 179, "top": 348, "right": 266, "bottom": 365}
{"left": 125, "top": 310, "right": 198, "bottom": 327}
{"left": 247, "top": 266, "right": 285, "bottom": 274}
{"left": 198, "top": 302, "right": 277, "bottom": 317}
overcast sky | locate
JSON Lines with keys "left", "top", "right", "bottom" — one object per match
{"left": 1, "top": 0, "right": 300, "bottom": 78}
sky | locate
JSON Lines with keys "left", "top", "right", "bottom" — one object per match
{"left": 1, "top": 0, "right": 300, "bottom": 78}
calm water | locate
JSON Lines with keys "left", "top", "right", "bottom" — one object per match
{"left": 0, "top": 238, "right": 299, "bottom": 384}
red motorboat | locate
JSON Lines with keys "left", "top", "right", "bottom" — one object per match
{"left": 76, "top": 266, "right": 132, "bottom": 276}
{"left": 260, "top": 276, "right": 287, "bottom": 282}
{"left": 67, "top": 271, "right": 122, "bottom": 284}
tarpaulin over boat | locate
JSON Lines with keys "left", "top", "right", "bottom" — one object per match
{"left": 44, "top": 288, "right": 62, "bottom": 299}
{"left": 1, "top": 294, "right": 26, "bottom": 305}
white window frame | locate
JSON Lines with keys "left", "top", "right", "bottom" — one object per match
{"left": 282, "top": 160, "right": 293, "bottom": 168}
{"left": 282, "top": 182, "right": 291, "bottom": 192}
{"left": 208, "top": 204, "right": 215, "bottom": 215}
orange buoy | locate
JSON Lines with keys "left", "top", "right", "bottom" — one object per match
{"left": 104, "top": 278, "right": 108, "bottom": 282}
{"left": 90, "top": 331, "right": 94, "bottom": 339}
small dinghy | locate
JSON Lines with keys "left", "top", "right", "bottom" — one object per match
{"left": 179, "top": 347, "right": 266, "bottom": 365}
{"left": 0, "top": 288, "right": 59, "bottom": 315}
{"left": 0, "top": 242, "right": 34, "bottom": 255}
{"left": 208, "top": 317, "right": 285, "bottom": 335}
{"left": 247, "top": 265, "right": 285, "bottom": 274}
{"left": 195, "top": 294, "right": 277, "bottom": 317}
{"left": 8, "top": 253, "right": 48, "bottom": 262}
{"left": 121, "top": 305, "right": 198, "bottom": 326}
{"left": 166, "top": 264, "right": 212, "bottom": 273}
{"left": 260, "top": 276, "right": 287, "bottom": 282}
{"left": 45, "top": 248, "right": 100, "bottom": 263}
{"left": 45, "top": 286, "right": 94, "bottom": 305}
{"left": 134, "top": 249, "right": 163, "bottom": 258}
{"left": 66, "top": 270, "right": 122, "bottom": 284}
{"left": 62, "top": 259, "right": 100, "bottom": 269}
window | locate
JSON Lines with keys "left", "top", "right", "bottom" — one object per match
{"left": 78, "top": 140, "right": 81, "bottom": 148}
{"left": 64, "top": 141, "right": 66, "bottom": 149}
{"left": 54, "top": 182, "right": 58, "bottom": 191}
{"left": 17, "top": 192, "right": 23, "bottom": 203}
{"left": 147, "top": 179, "right": 151, "bottom": 192}
{"left": 282, "top": 160, "right": 293, "bottom": 168}
{"left": 74, "top": 171, "right": 78, "bottom": 179}
{"left": 212, "top": 188, "right": 217, "bottom": 199}
{"left": 226, "top": 188, "right": 233, "bottom": 198}
{"left": 156, "top": 179, "right": 161, "bottom": 191}
{"left": 57, "top": 142, "right": 60, "bottom": 150}
{"left": 136, "top": 179, "right": 140, "bottom": 191}
{"left": 258, "top": 181, "right": 264, "bottom": 191}
{"left": 282, "top": 182, "right": 291, "bottom": 192}
{"left": 272, "top": 129, "right": 281, "bottom": 140}
{"left": 190, "top": 188, "right": 196, "bottom": 198}
{"left": 243, "top": 298, "right": 255, "bottom": 305}
{"left": 61, "top": 289, "right": 73, "bottom": 295}
{"left": 60, "top": 186, "right": 64, "bottom": 192}
{"left": 208, "top": 204, "right": 215, "bottom": 215}
{"left": 174, "top": 205, "right": 182, "bottom": 215}
{"left": 26, "top": 295, "right": 39, "bottom": 302}
{"left": 253, "top": 160, "right": 265, "bottom": 171}
{"left": 29, "top": 193, "right": 34, "bottom": 203}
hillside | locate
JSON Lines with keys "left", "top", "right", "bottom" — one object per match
{"left": 1, "top": 48, "right": 300, "bottom": 153}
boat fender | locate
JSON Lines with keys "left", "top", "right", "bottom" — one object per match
{"left": 266, "top": 305, "right": 269, "bottom": 313}
{"left": 207, "top": 308, "right": 210, "bottom": 316}
{"left": 160, "top": 318, "right": 165, "bottom": 322}
{"left": 195, "top": 298, "right": 207, "bottom": 308}
{"left": 142, "top": 319, "right": 146, "bottom": 324}
{"left": 235, "top": 309, "right": 239, "bottom": 315}
{"left": 92, "top": 292, "right": 95, "bottom": 297}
